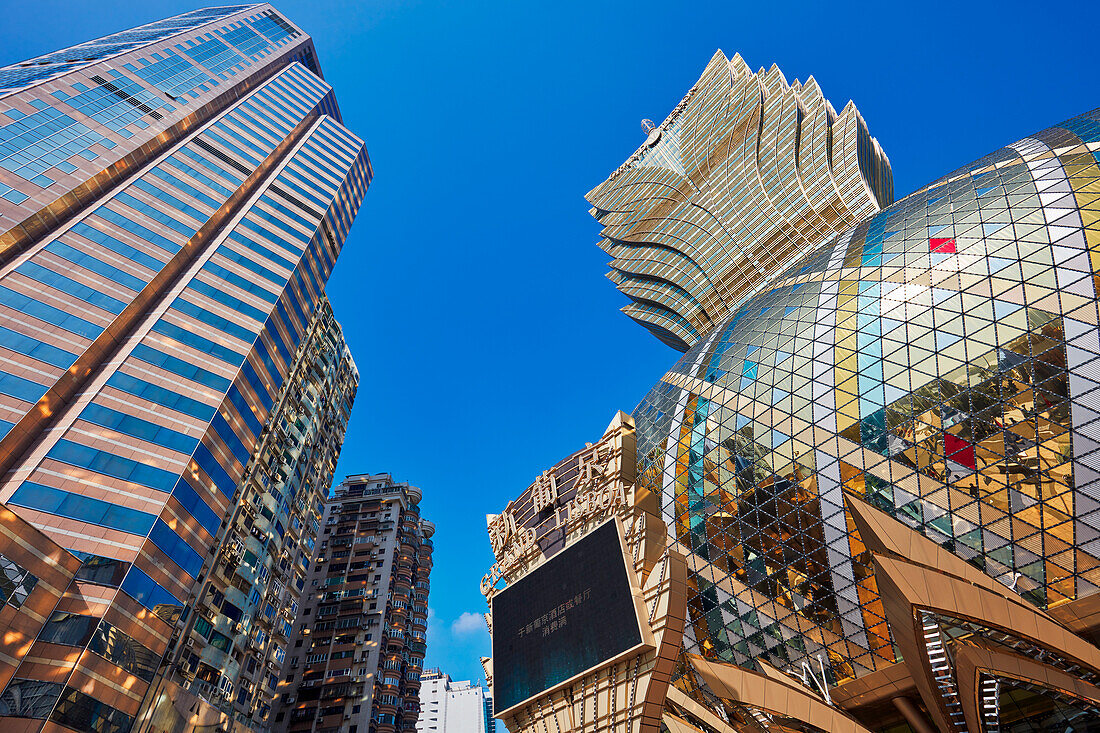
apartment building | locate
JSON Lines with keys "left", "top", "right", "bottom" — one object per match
{"left": 276, "top": 474, "right": 434, "bottom": 733}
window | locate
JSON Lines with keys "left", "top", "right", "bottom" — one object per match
{"left": 210, "top": 632, "right": 232, "bottom": 652}
{"left": 51, "top": 686, "right": 134, "bottom": 733}
{"left": 89, "top": 622, "right": 158, "bottom": 682}
{"left": 0, "top": 554, "right": 38, "bottom": 608}
{"left": 74, "top": 554, "right": 128, "bottom": 587}
{"left": 37, "top": 612, "right": 97, "bottom": 646}
{"left": 221, "top": 600, "right": 242, "bottom": 623}
{"left": 149, "top": 520, "right": 204, "bottom": 578}
{"left": 194, "top": 616, "right": 212, "bottom": 639}
{"left": 0, "top": 678, "right": 63, "bottom": 718}
{"left": 120, "top": 567, "right": 183, "bottom": 623}
{"left": 9, "top": 481, "right": 156, "bottom": 535}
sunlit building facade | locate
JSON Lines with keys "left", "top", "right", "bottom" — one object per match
{"left": 0, "top": 6, "right": 370, "bottom": 732}
{"left": 586, "top": 51, "right": 892, "bottom": 351}
{"left": 417, "top": 669, "right": 493, "bottom": 733}
{"left": 481, "top": 53, "right": 1100, "bottom": 732}
{"left": 149, "top": 295, "right": 359, "bottom": 728}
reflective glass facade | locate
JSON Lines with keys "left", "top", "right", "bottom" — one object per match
{"left": 584, "top": 53, "right": 1100, "bottom": 733}
{"left": 0, "top": 6, "right": 369, "bottom": 733}
{"left": 587, "top": 52, "right": 892, "bottom": 352}
{"left": 623, "top": 104, "right": 1100, "bottom": 730}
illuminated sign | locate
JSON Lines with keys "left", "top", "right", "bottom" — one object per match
{"left": 491, "top": 519, "right": 650, "bottom": 714}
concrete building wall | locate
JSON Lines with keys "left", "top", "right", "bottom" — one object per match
{"left": 418, "top": 670, "right": 490, "bottom": 733}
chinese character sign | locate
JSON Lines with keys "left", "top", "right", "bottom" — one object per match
{"left": 531, "top": 469, "right": 558, "bottom": 512}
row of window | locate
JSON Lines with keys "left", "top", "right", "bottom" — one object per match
{"left": 0, "top": 679, "right": 134, "bottom": 733}
{"left": 151, "top": 316, "right": 245, "bottom": 365}
{"left": 80, "top": 402, "right": 196, "bottom": 454}
{"left": 9, "top": 481, "right": 156, "bottom": 535}
{"left": 45, "top": 438, "right": 177, "bottom": 492}
{"left": 35, "top": 612, "right": 159, "bottom": 681}
{"left": 0, "top": 283, "right": 100, "bottom": 339}
{"left": 0, "top": 5, "right": 304, "bottom": 201}
{"left": 0, "top": 65, "right": 322, "bottom": 612}
{"left": 0, "top": 60, "right": 365, "bottom": 676}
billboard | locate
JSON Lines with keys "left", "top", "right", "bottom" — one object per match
{"left": 491, "top": 519, "right": 651, "bottom": 715}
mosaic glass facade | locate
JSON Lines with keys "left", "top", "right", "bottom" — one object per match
{"left": 627, "top": 104, "right": 1100, "bottom": 723}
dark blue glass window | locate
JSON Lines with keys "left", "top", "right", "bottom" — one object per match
{"left": 92, "top": 210, "right": 180, "bottom": 258}
{"left": 17, "top": 262, "right": 126, "bottom": 314}
{"left": 174, "top": 147, "right": 242, "bottom": 187}
{"left": 224, "top": 386, "right": 263, "bottom": 438}
{"left": 241, "top": 362, "right": 274, "bottom": 411}
{"left": 106, "top": 372, "right": 216, "bottom": 421}
{"left": 170, "top": 477, "right": 221, "bottom": 535}
{"left": 151, "top": 320, "right": 245, "bottom": 364}
{"left": 114, "top": 191, "right": 198, "bottom": 237}
{"left": 45, "top": 239, "right": 146, "bottom": 292}
{"left": 74, "top": 217, "right": 173, "bottom": 265}
{"left": 79, "top": 404, "right": 196, "bottom": 454}
{"left": 212, "top": 411, "right": 252, "bottom": 467}
{"left": 192, "top": 442, "right": 237, "bottom": 499}
{"left": 0, "top": 369, "right": 48, "bottom": 403}
{"left": 203, "top": 260, "right": 278, "bottom": 303}
{"left": 119, "top": 566, "right": 182, "bottom": 616}
{"left": 9, "top": 482, "right": 156, "bottom": 535}
{"left": 0, "top": 285, "right": 100, "bottom": 339}
{"left": 228, "top": 231, "right": 295, "bottom": 272}
{"left": 45, "top": 440, "right": 176, "bottom": 492}
{"left": 129, "top": 344, "right": 231, "bottom": 393}
{"left": 172, "top": 298, "right": 257, "bottom": 343}
{"left": 148, "top": 166, "right": 223, "bottom": 209}
{"left": 148, "top": 519, "right": 204, "bottom": 579}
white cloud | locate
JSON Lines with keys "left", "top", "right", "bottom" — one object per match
{"left": 451, "top": 611, "right": 486, "bottom": 635}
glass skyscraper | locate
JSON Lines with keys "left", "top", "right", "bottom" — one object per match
{"left": 0, "top": 5, "right": 369, "bottom": 732}
{"left": 586, "top": 51, "right": 892, "bottom": 352}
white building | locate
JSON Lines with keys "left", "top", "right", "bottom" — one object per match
{"left": 418, "top": 669, "right": 495, "bottom": 733}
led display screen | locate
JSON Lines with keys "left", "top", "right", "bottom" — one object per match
{"left": 491, "top": 520, "right": 645, "bottom": 714}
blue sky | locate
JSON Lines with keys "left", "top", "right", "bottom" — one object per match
{"left": 1, "top": 0, "right": 1097, "bottom": 686}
